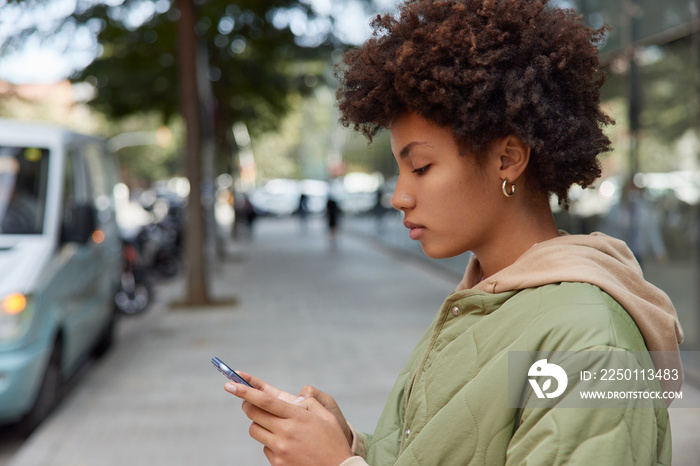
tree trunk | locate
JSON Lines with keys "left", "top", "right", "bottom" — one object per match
{"left": 176, "top": 0, "right": 210, "bottom": 305}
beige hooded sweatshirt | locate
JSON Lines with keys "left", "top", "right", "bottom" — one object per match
{"left": 456, "top": 231, "right": 684, "bottom": 395}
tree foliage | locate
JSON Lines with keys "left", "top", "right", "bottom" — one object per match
{"left": 71, "top": 0, "right": 342, "bottom": 134}
{"left": 1, "top": 0, "right": 357, "bottom": 133}
{"left": 602, "top": 37, "right": 699, "bottom": 149}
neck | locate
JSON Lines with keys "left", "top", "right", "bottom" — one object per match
{"left": 474, "top": 191, "right": 560, "bottom": 279}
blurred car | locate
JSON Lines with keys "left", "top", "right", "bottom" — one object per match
{"left": 335, "top": 172, "right": 385, "bottom": 214}
{"left": 0, "top": 119, "right": 122, "bottom": 434}
{"left": 249, "top": 178, "right": 301, "bottom": 216}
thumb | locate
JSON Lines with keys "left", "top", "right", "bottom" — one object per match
{"left": 301, "top": 397, "right": 338, "bottom": 423}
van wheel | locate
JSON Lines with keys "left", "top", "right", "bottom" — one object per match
{"left": 17, "top": 344, "right": 62, "bottom": 437}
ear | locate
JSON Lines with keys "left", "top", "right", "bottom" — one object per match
{"left": 494, "top": 135, "right": 531, "bottom": 183}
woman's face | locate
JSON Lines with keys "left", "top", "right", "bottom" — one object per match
{"left": 390, "top": 112, "right": 502, "bottom": 259}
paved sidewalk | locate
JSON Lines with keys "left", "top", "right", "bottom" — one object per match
{"left": 4, "top": 216, "right": 700, "bottom": 465}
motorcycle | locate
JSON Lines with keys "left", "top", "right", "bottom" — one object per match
{"left": 114, "top": 239, "right": 153, "bottom": 315}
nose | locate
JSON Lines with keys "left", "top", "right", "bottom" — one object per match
{"left": 391, "top": 177, "right": 415, "bottom": 211}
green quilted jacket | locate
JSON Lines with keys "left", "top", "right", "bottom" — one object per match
{"left": 342, "top": 233, "right": 681, "bottom": 466}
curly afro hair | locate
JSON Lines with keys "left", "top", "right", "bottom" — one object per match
{"left": 336, "top": 0, "right": 614, "bottom": 205}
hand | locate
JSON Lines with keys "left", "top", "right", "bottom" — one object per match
{"left": 225, "top": 377, "right": 353, "bottom": 466}
{"left": 229, "top": 374, "right": 351, "bottom": 440}
{"left": 297, "top": 385, "right": 352, "bottom": 446}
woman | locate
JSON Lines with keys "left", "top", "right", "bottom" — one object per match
{"left": 225, "top": 1, "right": 684, "bottom": 464}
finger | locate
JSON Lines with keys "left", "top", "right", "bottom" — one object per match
{"left": 299, "top": 385, "right": 335, "bottom": 407}
{"left": 241, "top": 399, "right": 292, "bottom": 434}
{"left": 263, "top": 446, "right": 274, "bottom": 465}
{"left": 236, "top": 372, "right": 298, "bottom": 403}
{"left": 234, "top": 371, "right": 263, "bottom": 390}
{"left": 226, "top": 382, "right": 298, "bottom": 419}
{"left": 248, "top": 420, "right": 276, "bottom": 449}
{"left": 298, "top": 385, "right": 321, "bottom": 399}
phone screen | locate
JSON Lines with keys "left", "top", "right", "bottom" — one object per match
{"left": 212, "top": 357, "right": 253, "bottom": 387}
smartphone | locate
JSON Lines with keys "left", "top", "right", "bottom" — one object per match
{"left": 212, "top": 357, "right": 253, "bottom": 387}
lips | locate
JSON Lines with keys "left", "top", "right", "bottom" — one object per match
{"left": 403, "top": 220, "right": 426, "bottom": 241}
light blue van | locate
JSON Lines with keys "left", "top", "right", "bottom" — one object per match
{"left": 0, "top": 119, "right": 122, "bottom": 434}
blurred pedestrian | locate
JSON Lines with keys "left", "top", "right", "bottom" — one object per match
{"left": 372, "top": 187, "right": 385, "bottom": 234}
{"left": 233, "top": 191, "right": 256, "bottom": 240}
{"left": 296, "top": 193, "right": 308, "bottom": 234}
{"left": 600, "top": 178, "right": 668, "bottom": 267}
{"left": 326, "top": 193, "right": 341, "bottom": 249}
{"left": 224, "top": 1, "right": 683, "bottom": 465}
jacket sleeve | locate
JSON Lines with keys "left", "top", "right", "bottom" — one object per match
{"left": 506, "top": 404, "right": 670, "bottom": 465}
{"left": 505, "top": 347, "right": 672, "bottom": 465}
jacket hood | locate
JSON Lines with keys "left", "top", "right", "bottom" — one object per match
{"left": 456, "top": 231, "right": 684, "bottom": 393}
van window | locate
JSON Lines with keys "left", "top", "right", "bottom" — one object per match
{"left": 82, "top": 142, "right": 117, "bottom": 218}
{"left": 0, "top": 146, "right": 49, "bottom": 234}
{"left": 61, "top": 147, "right": 94, "bottom": 241}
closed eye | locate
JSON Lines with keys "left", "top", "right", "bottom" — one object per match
{"left": 412, "top": 164, "right": 431, "bottom": 175}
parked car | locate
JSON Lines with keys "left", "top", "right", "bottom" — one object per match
{"left": 0, "top": 119, "right": 122, "bottom": 434}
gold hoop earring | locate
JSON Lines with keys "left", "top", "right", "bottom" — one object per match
{"left": 502, "top": 178, "right": 515, "bottom": 198}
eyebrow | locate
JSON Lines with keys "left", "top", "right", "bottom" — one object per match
{"left": 399, "top": 141, "right": 432, "bottom": 159}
